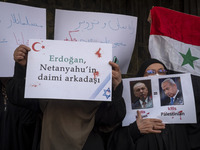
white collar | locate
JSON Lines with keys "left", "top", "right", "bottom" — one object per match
{"left": 172, "top": 90, "right": 179, "bottom": 99}
{"left": 139, "top": 97, "right": 148, "bottom": 108}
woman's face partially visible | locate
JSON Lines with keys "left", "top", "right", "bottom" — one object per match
{"left": 144, "top": 63, "right": 167, "bottom": 77}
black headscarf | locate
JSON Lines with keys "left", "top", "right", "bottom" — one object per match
{"left": 136, "top": 58, "right": 168, "bottom": 77}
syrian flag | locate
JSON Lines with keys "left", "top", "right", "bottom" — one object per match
{"left": 149, "top": 6, "right": 200, "bottom": 76}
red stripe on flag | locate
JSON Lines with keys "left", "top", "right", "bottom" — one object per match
{"left": 150, "top": 7, "right": 200, "bottom": 46}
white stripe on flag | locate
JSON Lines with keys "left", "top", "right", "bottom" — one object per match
{"left": 149, "top": 35, "right": 200, "bottom": 76}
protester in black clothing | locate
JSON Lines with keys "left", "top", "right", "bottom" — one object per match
{"left": 188, "top": 75, "right": 200, "bottom": 150}
{"left": 0, "top": 77, "right": 40, "bottom": 150}
{"left": 108, "top": 59, "right": 191, "bottom": 150}
{"left": 7, "top": 44, "right": 126, "bottom": 150}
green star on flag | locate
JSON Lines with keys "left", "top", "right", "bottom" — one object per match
{"left": 149, "top": 7, "right": 200, "bottom": 76}
{"left": 179, "top": 48, "right": 199, "bottom": 69}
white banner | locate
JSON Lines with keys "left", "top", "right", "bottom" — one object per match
{"left": 122, "top": 73, "right": 196, "bottom": 126}
{"left": 25, "top": 39, "right": 112, "bottom": 101}
{"left": 0, "top": 2, "right": 46, "bottom": 77}
{"left": 54, "top": 9, "right": 137, "bottom": 74}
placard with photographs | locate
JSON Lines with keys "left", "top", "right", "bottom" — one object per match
{"left": 122, "top": 73, "right": 196, "bottom": 126}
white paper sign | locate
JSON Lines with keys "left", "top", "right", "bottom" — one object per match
{"left": 0, "top": 2, "right": 46, "bottom": 77}
{"left": 122, "top": 73, "right": 197, "bottom": 126}
{"left": 54, "top": 9, "right": 137, "bottom": 74}
{"left": 25, "top": 39, "right": 112, "bottom": 101}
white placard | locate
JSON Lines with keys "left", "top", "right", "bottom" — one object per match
{"left": 25, "top": 39, "right": 112, "bottom": 101}
{"left": 54, "top": 9, "right": 137, "bottom": 74}
{"left": 0, "top": 2, "right": 46, "bottom": 77}
{"left": 122, "top": 73, "right": 197, "bottom": 126}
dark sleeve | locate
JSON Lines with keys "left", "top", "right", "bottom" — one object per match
{"left": 128, "top": 121, "right": 143, "bottom": 142}
{"left": 95, "top": 81, "right": 126, "bottom": 128}
{"left": 186, "top": 75, "right": 200, "bottom": 150}
{"left": 107, "top": 123, "right": 142, "bottom": 150}
{"left": 7, "top": 62, "right": 40, "bottom": 112}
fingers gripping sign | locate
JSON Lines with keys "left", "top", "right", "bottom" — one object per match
{"left": 109, "top": 60, "right": 122, "bottom": 91}
{"left": 136, "top": 110, "right": 165, "bottom": 134}
{"left": 14, "top": 45, "right": 31, "bottom": 66}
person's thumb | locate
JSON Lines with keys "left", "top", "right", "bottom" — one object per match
{"left": 137, "top": 110, "right": 142, "bottom": 120}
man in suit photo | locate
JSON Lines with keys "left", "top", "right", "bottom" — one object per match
{"left": 161, "top": 78, "right": 184, "bottom": 106}
{"left": 131, "top": 82, "right": 153, "bottom": 109}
